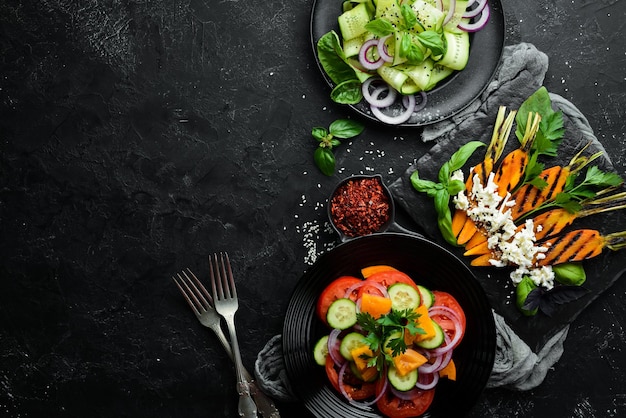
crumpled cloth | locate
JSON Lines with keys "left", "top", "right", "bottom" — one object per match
{"left": 254, "top": 42, "right": 600, "bottom": 401}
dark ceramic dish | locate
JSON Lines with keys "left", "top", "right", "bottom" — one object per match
{"left": 283, "top": 233, "right": 496, "bottom": 417}
{"left": 310, "top": 0, "right": 505, "bottom": 126}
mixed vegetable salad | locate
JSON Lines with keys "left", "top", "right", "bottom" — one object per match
{"left": 313, "top": 265, "right": 466, "bottom": 417}
{"left": 317, "top": 0, "right": 491, "bottom": 124}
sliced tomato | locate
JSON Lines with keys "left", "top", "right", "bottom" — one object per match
{"left": 357, "top": 270, "right": 419, "bottom": 299}
{"left": 325, "top": 356, "right": 377, "bottom": 401}
{"left": 375, "top": 376, "right": 435, "bottom": 417}
{"left": 316, "top": 276, "right": 362, "bottom": 325}
{"left": 430, "top": 290, "right": 466, "bottom": 349}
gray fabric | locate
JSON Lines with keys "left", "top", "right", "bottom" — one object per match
{"left": 487, "top": 312, "right": 568, "bottom": 390}
{"left": 254, "top": 334, "right": 297, "bottom": 402}
{"left": 420, "top": 42, "right": 549, "bottom": 143}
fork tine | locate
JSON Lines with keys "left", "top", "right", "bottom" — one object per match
{"left": 209, "top": 253, "right": 222, "bottom": 300}
{"left": 222, "top": 252, "right": 237, "bottom": 300}
{"left": 184, "top": 268, "right": 214, "bottom": 307}
{"left": 172, "top": 273, "right": 203, "bottom": 316}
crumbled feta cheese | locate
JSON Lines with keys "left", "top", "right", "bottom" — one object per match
{"left": 459, "top": 172, "right": 554, "bottom": 290}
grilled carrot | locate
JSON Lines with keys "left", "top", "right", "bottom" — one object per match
{"left": 492, "top": 112, "right": 541, "bottom": 196}
{"left": 509, "top": 145, "right": 603, "bottom": 220}
{"left": 451, "top": 107, "right": 515, "bottom": 244}
{"left": 536, "top": 229, "right": 626, "bottom": 266}
{"left": 532, "top": 191, "right": 626, "bottom": 240}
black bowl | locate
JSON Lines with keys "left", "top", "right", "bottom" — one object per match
{"left": 283, "top": 233, "right": 496, "bottom": 417}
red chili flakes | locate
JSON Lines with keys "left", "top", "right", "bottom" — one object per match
{"left": 330, "top": 177, "right": 391, "bottom": 237}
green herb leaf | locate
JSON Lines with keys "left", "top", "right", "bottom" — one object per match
{"left": 331, "top": 79, "right": 363, "bottom": 104}
{"left": 314, "top": 147, "right": 336, "bottom": 176}
{"left": 447, "top": 141, "right": 486, "bottom": 173}
{"left": 401, "top": 4, "right": 417, "bottom": 29}
{"left": 418, "top": 31, "right": 445, "bottom": 56}
{"left": 312, "top": 127, "right": 327, "bottom": 141}
{"left": 329, "top": 119, "right": 365, "bottom": 139}
{"left": 364, "top": 18, "right": 395, "bottom": 37}
{"left": 316, "top": 31, "right": 355, "bottom": 85}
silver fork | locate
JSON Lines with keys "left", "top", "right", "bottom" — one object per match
{"left": 209, "top": 252, "right": 258, "bottom": 418}
{"left": 172, "top": 268, "right": 278, "bottom": 417}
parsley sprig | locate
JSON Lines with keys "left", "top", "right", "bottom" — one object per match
{"left": 356, "top": 308, "right": 425, "bottom": 371}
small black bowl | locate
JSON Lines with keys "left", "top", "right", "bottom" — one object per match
{"left": 327, "top": 174, "right": 420, "bottom": 242}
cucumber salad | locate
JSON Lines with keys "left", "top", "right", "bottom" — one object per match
{"left": 313, "top": 265, "right": 466, "bottom": 416}
{"left": 316, "top": 0, "right": 491, "bottom": 124}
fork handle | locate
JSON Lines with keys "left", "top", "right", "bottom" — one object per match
{"left": 224, "top": 316, "right": 258, "bottom": 418}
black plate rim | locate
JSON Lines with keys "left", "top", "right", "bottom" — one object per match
{"left": 309, "top": 0, "right": 506, "bottom": 127}
{"left": 283, "top": 232, "right": 497, "bottom": 418}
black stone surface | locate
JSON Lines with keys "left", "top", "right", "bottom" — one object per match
{"left": 1, "top": 1, "right": 625, "bottom": 417}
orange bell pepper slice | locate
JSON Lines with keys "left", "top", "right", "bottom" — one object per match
{"left": 360, "top": 293, "right": 392, "bottom": 318}
{"left": 439, "top": 359, "right": 457, "bottom": 381}
{"left": 392, "top": 348, "right": 428, "bottom": 376}
{"left": 360, "top": 265, "right": 398, "bottom": 278}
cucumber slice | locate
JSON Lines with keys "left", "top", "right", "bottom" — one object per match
{"left": 327, "top": 298, "right": 358, "bottom": 330}
{"left": 313, "top": 335, "right": 329, "bottom": 366}
{"left": 388, "top": 283, "right": 421, "bottom": 311}
{"left": 438, "top": 30, "right": 470, "bottom": 71}
{"left": 350, "top": 362, "right": 377, "bottom": 382}
{"left": 376, "top": 65, "right": 409, "bottom": 92}
{"left": 411, "top": 0, "right": 445, "bottom": 32}
{"left": 339, "top": 332, "right": 368, "bottom": 361}
{"left": 425, "top": 63, "right": 454, "bottom": 90}
{"left": 415, "top": 320, "right": 445, "bottom": 349}
{"left": 382, "top": 330, "right": 404, "bottom": 356}
{"left": 338, "top": 3, "right": 371, "bottom": 41}
{"left": 417, "top": 285, "right": 435, "bottom": 308}
{"left": 375, "top": 0, "right": 402, "bottom": 26}
{"left": 400, "top": 58, "right": 434, "bottom": 91}
{"left": 387, "top": 366, "right": 418, "bottom": 391}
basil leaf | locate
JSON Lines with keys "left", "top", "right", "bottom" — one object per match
{"left": 331, "top": 79, "right": 363, "bottom": 104}
{"left": 400, "top": 33, "right": 412, "bottom": 58}
{"left": 447, "top": 141, "right": 486, "bottom": 172}
{"left": 365, "top": 18, "right": 394, "bottom": 37}
{"left": 312, "top": 127, "right": 327, "bottom": 141}
{"left": 434, "top": 189, "right": 450, "bottom": 216}
{"left": 410, "top": 171, "right": 438, "bottom": 195}
{"left": 447, "top": 179, "right": 465, "bottom": 196}
{"left": 418, "top": 31, "right": 445, "bottom": 56}
{"left": 314, "top": 147, "right": 336, "bottom": 176}
{"left": 406, "top": 43, "right": 424, "bottom": 64}
{"left": 329, "top": 119, "right": 365, "bottom": 139}
{"left": 401, "top": 4, "right": 417, "bottom": 29}
{"left": 316, "top": 31, "right": 356, "bottom": 85}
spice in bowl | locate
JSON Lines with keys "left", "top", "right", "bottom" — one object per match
{"left": 329, "top": 176, "right": 392, "bottom": 238}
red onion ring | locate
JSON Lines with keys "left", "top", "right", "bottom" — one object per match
{"left": 358, "top": 38, "right": 384, "bottom": 70}
{"left": 415, "top": 371, "right": 439, "bottom": 390}
{"left": 428, "top": 305, "right": 462, "bottom": 323}
{"left": 409, "top": 91, "right": 427, "bottom": 113}
{"left": 419, "top": 333, "right": 453, "bottom": 373}
{"left": 362, "top": 78, "right": 398, "bottom": 109}
{"left": 463, "top": 0, "right": 488, "bottom": 18}
{"left": 343, "top": 278, "right": 389, "bottom": 299}
{"left": 338, "top": 362, "right": 388, "bottom": 407}
{"left": 327, "top": 328, "right": 345, "bottom": 366}
{"left": 429, "top": 313, "right": 463, "bottom": 356}
{"left": 371, "top": 93, "right": 415, "bottom": 125}
{"left": 377, "top": 35, "right": 394, "bottom": 63}
{"left": 443, "top": 0, "right": 456, "bottom": 25}
{"left": 458, "top": 3, "right": 490, "bottom": 32}
{"left": 389, "top": 385, "right": 424, "bottom": 401}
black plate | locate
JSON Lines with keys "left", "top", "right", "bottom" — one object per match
{"left": 283, "top": 233, "right": 496, "bottom": 417}
{"left": 310, "top": 0, "right": 506, "bottom": 126}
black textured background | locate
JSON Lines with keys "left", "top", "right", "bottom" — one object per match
{"left": 1, "top": 0, "right": 625, "bottom": 417}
